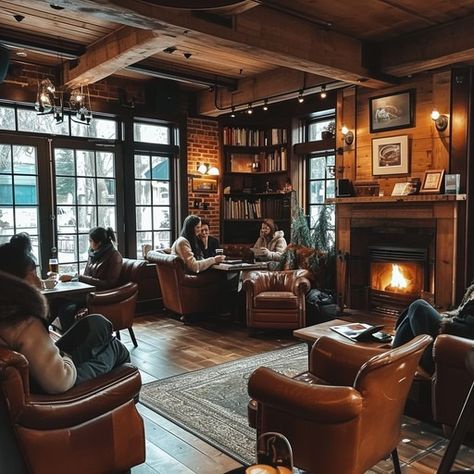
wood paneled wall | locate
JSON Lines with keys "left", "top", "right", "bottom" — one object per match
{"left": 337, "top": 71, "right": 451, "bottom": 196}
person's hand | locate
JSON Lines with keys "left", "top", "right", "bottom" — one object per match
{"left": 260, "top": 248, "right": 270, "bottom": 258}
{"left": 215, "top": 255, "right": 226, "bottom": 264}
{"left": 59, "top": 274, "right": 72, "bottom": 282}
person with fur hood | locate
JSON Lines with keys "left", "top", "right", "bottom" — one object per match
{"left": 252, "top": 218, "right": 287, "bottom": 261}
{"left": 392, "top": 285, "right": 474, "bottom": 375}
{"left": 0, "top": 233, "right": 129, "bottom": 394}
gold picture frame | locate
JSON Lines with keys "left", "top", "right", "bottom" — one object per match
{"left": 420, "top": 169, "right": 445, "bottom": 194}
{"left": 191, "top": 177, "right": 217, "bottom": 193}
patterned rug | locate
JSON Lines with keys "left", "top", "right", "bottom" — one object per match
{"left": 140, "top": 344, "right": 308, "bottom": 465}
{"left": 140, "top": 344, "right": 474, "bottom": 472}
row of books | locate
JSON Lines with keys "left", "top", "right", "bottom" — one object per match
{"left": 223, "top": 197, "right": 290, "bottom": 219}
{"left": 222, "top": 127, "right": 287, "bottom": 147}
{"left": 230, "top": 147, "right": 287, "bottom": 172}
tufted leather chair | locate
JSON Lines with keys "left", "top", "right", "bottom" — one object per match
{"left": 248, "top": 334, "right": 432, "bottom": 474}
{"left": 432, "top": 334, "right": 474, "bottom": 437}
{"left": 146, "top": 250, "right": 223, "bottom": 319}
{"left": 243, "top": 270, "right": 311, "bottom": 329}
{"left": 88, "top": 282, "right": 139, "bottom": 347}
{"left": 0, "top": 346, "right": 145, "bottom": 474}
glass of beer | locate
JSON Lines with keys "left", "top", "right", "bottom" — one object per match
{"left": 48, "top": 257, "right": 59, "bottom": 274}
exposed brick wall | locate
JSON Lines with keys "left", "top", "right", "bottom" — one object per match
{"left": 187, "top": 117, "right": 221, "bottom": 240}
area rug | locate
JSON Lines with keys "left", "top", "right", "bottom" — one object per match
{"left": 140, "top": 344, "right": 308, "bottom": 465}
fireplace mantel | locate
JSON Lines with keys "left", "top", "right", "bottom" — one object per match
{"left": 334, "top": 195, "right": 466, "bottom": 313}
{"left": 328, "top": 194, "right": 466, "bottom": 205}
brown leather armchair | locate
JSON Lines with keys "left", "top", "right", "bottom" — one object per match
{"left": 88, "top": 282, "right": 139, "bottom": 347}
{"left": 146, "top": 250, "right": 223, "bottom": 320}
{"left": 432, "top": 334, "right": 474, "bottom": 437}
{"left": 243, "top": 270, "right": 311, "bottom": 329}
{"left": 0, "top": 346, "right": 145, "bottom": 474}
{"left": 248, "top": 334, "right": 432, "bottom": 474}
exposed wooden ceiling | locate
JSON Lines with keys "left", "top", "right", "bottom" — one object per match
{"left": 1, "top": 0, "right": 474, "bottom": 116}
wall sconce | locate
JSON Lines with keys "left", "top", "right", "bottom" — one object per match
{"left": 431, "top": 109, "right": 448, "bottom": 131}
{"left": 196, "top": 163, "right": 220, "bottom": 176}
{"left": 341, "top": 125, "right": 354, "bottom": 145}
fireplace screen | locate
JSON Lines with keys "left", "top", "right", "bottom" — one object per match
{"left": 368, "top": 246, "right": 428, "bottom": 316}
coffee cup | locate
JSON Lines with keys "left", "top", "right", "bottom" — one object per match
{"left": 42, "top": 279, "right": 58, "bottom": 290}
{"left": 215, "top": 248, "right": 224, "bottom": 255}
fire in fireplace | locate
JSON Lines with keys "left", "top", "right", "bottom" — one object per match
{"left": 369, "top": 246, "right": 428, "bottom": 316}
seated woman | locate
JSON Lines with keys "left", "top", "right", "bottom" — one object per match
{"left": 57, "top": 226, "right": 122, "bottom": 330}
{"left": 0, "top": 233, "right": 129, "bottom": 394}
{"left": 172, "top": 215, "right": 225, "bottom": 273}
{"left": 392, "top": 286, "right": 474, "bottom": 374}
{"left": 198, "top": 219, "right": 220, "bottom": 258}
{"left": 252, "top": 218, "right": 287, "bottom": 261}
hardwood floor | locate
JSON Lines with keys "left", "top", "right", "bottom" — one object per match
{"left": 124, "top": 313, "right": 295, "bottom": 473}
{"left": 123, "top": 313, "right": 474, "bottom": 474}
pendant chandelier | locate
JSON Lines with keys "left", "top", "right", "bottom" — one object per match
{"left": 35, "top": 78, "right": 64, "bottom": 123}
{"left": 69, "top": 85, "right": 92, "bottom": 125}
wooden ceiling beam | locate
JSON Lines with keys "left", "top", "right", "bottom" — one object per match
{"left": 379, "top": 16, "right": 474, "bottom": 77}
{"left": 197, "top": 68, "right": 330, "bottom": 116}
{"left": 64, "top": 26, "right": 177, "bottom": 88}
{"left": 36, "top": 0, "right": 393, "bottom": 89}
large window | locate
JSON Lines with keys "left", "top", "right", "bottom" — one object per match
{"left": 54, "top": 148, "right": 117, "bottom": 274}
{"left": 306, "top": 110, "right": 336, "bottom": 248}
{"left": 0, "top": 143, "right": 40, "bottom": 261}
{"left": 133, "top": 121, "right": 176, "bottom": 257}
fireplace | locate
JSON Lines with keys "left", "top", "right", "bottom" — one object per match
{"left": 368, "top": 246, "right": 427, "bottom": 316}
{"left": 333, "top": 196, "right": 465, "bottom": 315}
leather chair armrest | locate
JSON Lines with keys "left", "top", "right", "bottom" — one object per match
{"left": 291, "top": 275, "right": 311, "bottom": 296}
{"left": 17, "top": 364, "right": 141, "bottom": 430}
{"left": 433, "top": 334, "right": 474, "bottom": 369}
{"left": 248, "top": 367, "right": 362, "bottom": 423}
{"left": 242, "top": 271, "right": 269, "bottom": 296}
{"left": 89, "top": 282, "right": 138, "bottom": 305}
{"left": 0, "top": 347, "right": 30, "bottom": 394}
{"left": 309, "top": 336, "right": 387, "bottom": 386}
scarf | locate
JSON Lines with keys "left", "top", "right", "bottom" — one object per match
{"left": 88, "top": 241, "right": 114, "bottom": 263}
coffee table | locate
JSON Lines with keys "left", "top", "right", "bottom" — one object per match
{"left": 294, "top": 310, "right": 396, "bottom": 352}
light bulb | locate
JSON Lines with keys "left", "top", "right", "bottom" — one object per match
{"left": 208, "top": 166, "right": 219, "bottom": 176}
{"left": 341, "top": 125, "right": 349, "bottom": 135}
{"left": 431, "top": 109, "right": 440, "bottom": 120}
{"left": 197, "top": 163, "right": 208, "bottom": 174}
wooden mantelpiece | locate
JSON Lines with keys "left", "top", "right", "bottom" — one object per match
{"left": 332, "top": 195, "right": 466, "bottom": 313}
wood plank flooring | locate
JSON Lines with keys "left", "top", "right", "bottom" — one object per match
{"left": 124, "top": 313, "right": 295, "bottom": 474}
{"left": 122, "top": 312, "right": 474, "bottom": 474}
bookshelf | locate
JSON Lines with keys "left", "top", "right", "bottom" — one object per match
{"left": 221, "top": 125, "right": 292, "bottom": 244}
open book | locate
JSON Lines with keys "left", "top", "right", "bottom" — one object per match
{"left": 330, "top": 323, "right": 385, "bottom": 342}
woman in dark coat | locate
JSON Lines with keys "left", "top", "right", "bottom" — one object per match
{"left": 198, "top": 219, "right": 220, "bottom": 258}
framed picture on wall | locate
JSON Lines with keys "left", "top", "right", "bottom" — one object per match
{"left": 369, "top": 90, "right": 414, "bottom": 133}
{"left": 420, "top": 169, "right": 445, "bottom": 194}
{"left": 372, "top": 135, "right": 409, "bottom": 176}
{"left": 192, "top": 177, "right": 217, "bottom": 193}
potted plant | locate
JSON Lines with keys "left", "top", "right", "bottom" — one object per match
{"left": 321, "top": 120, "right": 335, "bottom": 140}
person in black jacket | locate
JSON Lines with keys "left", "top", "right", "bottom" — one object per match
{"left": 198, "top": 219, "right": 220, "bottom": 258}
{"left": 392, "top": 285, "right": 474, "bottom": 374}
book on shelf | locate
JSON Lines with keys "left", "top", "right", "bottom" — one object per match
{"left": 223, "top": 127, "right": 287, "bottom": 147}
{"left": 330, "top": 323, "right": 385, "bottom": 342}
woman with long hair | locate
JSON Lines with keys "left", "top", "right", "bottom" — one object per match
{"left": 252, "top": 218, "right": 287, "bottom": 261}
{"left": 0, "top": 233, "right": 129, "bottom": 394}
{"left": 172, "top": 215, "right": 225, "bottom": 273}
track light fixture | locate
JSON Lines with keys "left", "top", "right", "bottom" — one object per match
{"left": 320, "top": 84, "right": 327, "bottom": 99}
{"left": 297, "top": 90, "right": 304, "bottom": 103}
{"left": 263, "top": 99, "right": 268, "bottom": 111}
{"left": 230, "top": 106, "right": 236, "bottom": 118}
{"left": 247, "top": 103, "right": 253, "bottom": 114}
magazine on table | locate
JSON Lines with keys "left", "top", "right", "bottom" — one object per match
{"left": 330, "top": 322, "right": 387, "bottom": 342}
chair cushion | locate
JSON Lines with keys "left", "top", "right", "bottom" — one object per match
{"left": 254, "top": 291, "right": 298, "bottom": 309}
